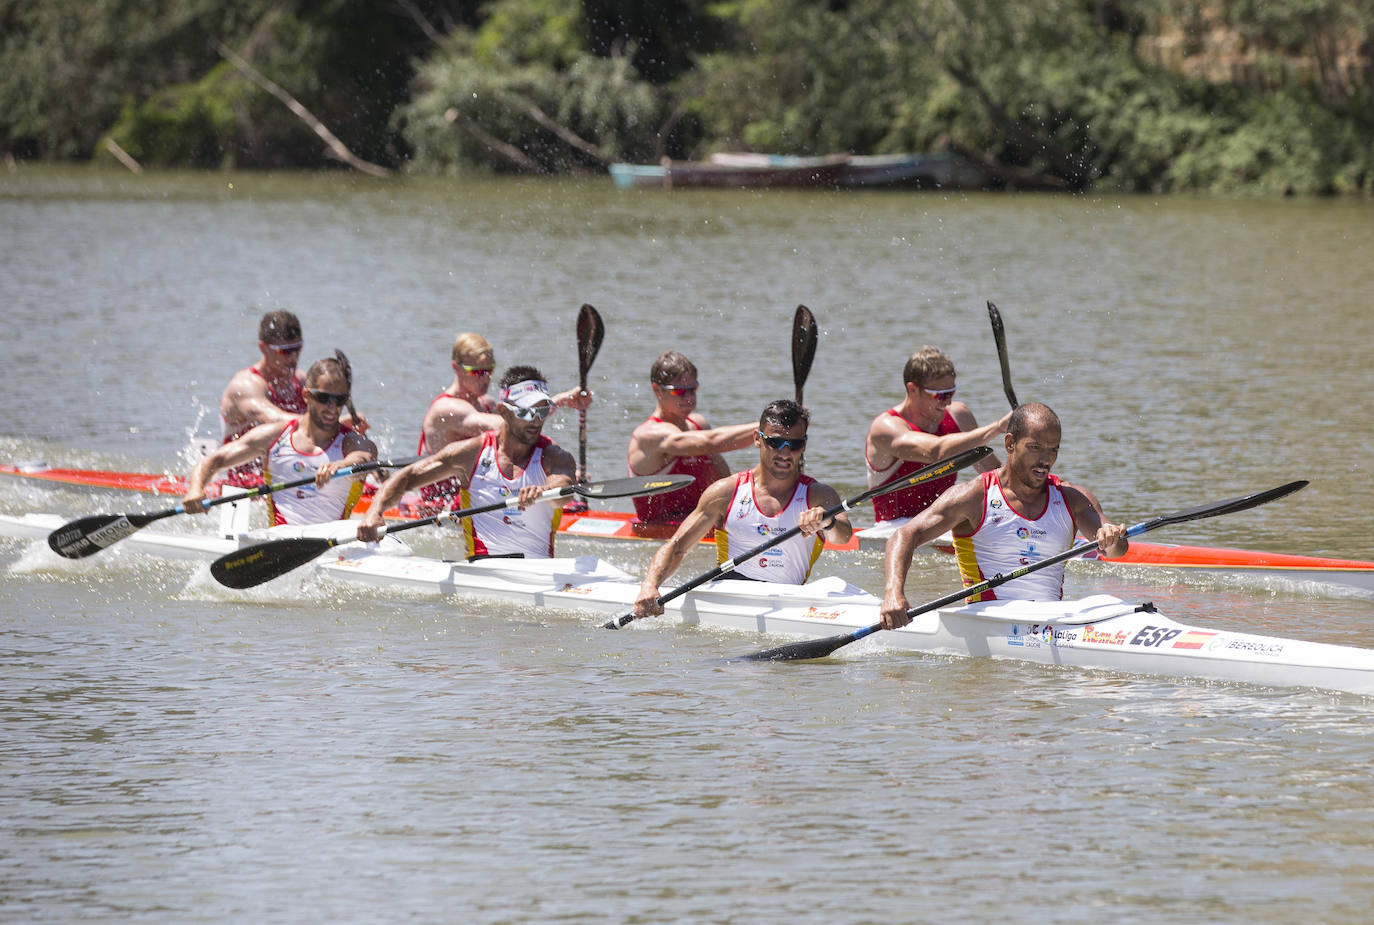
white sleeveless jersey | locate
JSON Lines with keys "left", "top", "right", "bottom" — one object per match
{"left": 461, "top": 431, "right": 561, "bottom": 559}
{"left": 263, "top": 420, "right": 363, "bottom": 526}
{"left": 714, "top": 470, "right": 823, "bottom": 584}
{"left": 952, "top": 471, "right": 1077, "bottom": 601}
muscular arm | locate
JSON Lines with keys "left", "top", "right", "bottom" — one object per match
{"left": 628, "top": 418, "right": 756, "bottom": 475}
{"left": 947, "top": 405, "right": 1003, "bottom": 472}
{"left": 551, "top": 387, "right": 593, "bottom": 411}
{"left": 422, "top": 396, "right": 503, "bottom": 451}
{"left": 867, "top": 404, "right": 1011, "bottom": 472}
{"left": 1061, "top": 483, "right": 1129, "bottom": 560}
{"left": 632, "top": 476, "right": 735, "bottom": 618}
{"left": 314, "top": 431, "right": 379, "bottom": 487}
{"left": 220, "top": 368, "right": 301, "bottom": 433}
{"left": 356, "top": 439, "right": 480, "bottom": 540}
{"left": 879, "top": 479, "right": 986, "bottom": 629}
{"left": 518, "top": 443, "right": 576, "bottom": 508}
{"left": 801, "top": 481, "right": 854, "bottom": 545}
{"left": 182, "top": 422, "right": 282, "bottom": 512}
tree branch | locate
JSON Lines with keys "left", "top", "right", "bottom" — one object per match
{"left": 512, "top": 95, "right": 609, "bottom": 164}
{"left": 444, "top": 107, "right": 541, "bottom": 171}
{"left": 214, "top": 40, "right": 391, "bottom": 178}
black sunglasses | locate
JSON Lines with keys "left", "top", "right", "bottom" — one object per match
{"left": 308, "top": 389, "right": 351, "bottom": 407}
{"left": 757, "top": 431, "right": 807, "bottom": 451}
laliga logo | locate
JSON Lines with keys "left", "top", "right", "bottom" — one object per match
{"left": 1016, "top": 526, "right": 1031, "bottom": 540}
{"left": 292, "top": 461, "right": 306, "bottom": 473}
{"left": 755, "top": 524, "right": 773, "bottom": 536}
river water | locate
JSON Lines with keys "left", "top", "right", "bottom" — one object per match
{"left": 2, "top": 165, "right": 1372, "bottom": 922}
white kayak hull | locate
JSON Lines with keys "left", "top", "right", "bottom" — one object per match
{"left": 4, "top": 513, "right": 1373, "bottom": 695}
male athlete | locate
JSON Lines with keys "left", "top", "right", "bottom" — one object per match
{"left": 865, "top": 345, "right": 1008, "bottom": 522}
{"left": 185, "top": 357, "right": 377, "bottom": 526}
{"left": 417, "top": 332, "right": 590, "bottom": 510}
{"left": 626, "top": 351, "right": 757, "bottom": 524}
{"left": 359, "top": 366, "right": 578, "bottom": 559}
{"left": 632, "top": 399, "right": 853, "bottom": 619}
{"left": 878, "top": 402, "right": 1128, "bottom": 629}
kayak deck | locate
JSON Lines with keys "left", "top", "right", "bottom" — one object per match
{"left": 3, "top": 511, "right": 1372, "bottom": 695}
{"left": 5, "top": 462, "right": 1373, "bottom": 595}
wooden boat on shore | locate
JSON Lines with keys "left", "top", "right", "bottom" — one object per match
{"left": 3, "top": 511, "right": 1372, "bottom": 696}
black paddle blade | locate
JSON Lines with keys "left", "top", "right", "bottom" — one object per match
{"left": 736, "top": 629, "right": 861, "bottom": 662}
{"left": 573, "top": 474, "right": 693, "bottom": 500}
{"left": 47, "top": 512, "right": 153, "bottom": 558}
{"left": 792, "top": 304, "right": 818, "bottom": 402}
{"left": 210, "top": 537, "right": 335, "bottom": 589}
{"left": 577, "top": 304, "right": 605, "bottom": 379}
{"left": 986, "top": 301, "right": 1018, "bottom": 409}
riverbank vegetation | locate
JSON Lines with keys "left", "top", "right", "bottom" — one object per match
{"left": 2, "top": 0, "right": 1371, "bottom": 194}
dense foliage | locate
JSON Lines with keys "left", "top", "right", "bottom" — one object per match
{"left": 2, "top": 0, "right": 1371, "bottom": 193}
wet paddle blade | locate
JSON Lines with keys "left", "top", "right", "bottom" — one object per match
{"left": 210, "top": 537, "right": 335, "bottom": 589}
{"left": 573, "top": 474, "right": 693, "bottom": 500}
{"left": 577, "top": 304, "right": 605, "bottom": 381}
{"left": 792, "top": 304, "right": 818, "bottom": 403}
{"left": 736, "top": 630, "right": 863, "bottom": 662}
{"left": 47, "top": 512, "right": 157, "bottom": 558}
{"left": 987, "top": 301, "right": 1018, "bottom": 409}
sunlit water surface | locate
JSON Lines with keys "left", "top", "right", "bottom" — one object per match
{"left": 2, "top": 166, "right": 1372, "bottom": 922}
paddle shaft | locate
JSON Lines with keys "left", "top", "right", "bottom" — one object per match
{"left": 46, "top": 458, "right": 406, "bottom": 558}
{"left": 188, "top": 458, "right": 396, "bottom": 515}
{"left": 603, "top": 445, "right": 992, "bottom": 629}
{"left": 740, "top": 480, "right": 1308, "bottom": 661}
{"left": 210, "top": 474, "right": 694, "bottom": 588}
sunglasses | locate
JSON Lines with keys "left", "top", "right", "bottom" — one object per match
{"left": 266, "top": 341, "right": 303, "bottom": 354}
{"left": 503, "top": 400, "right": 554, "bottom": 421}
{"left": 461, "top": 363, "right": 495, "bottom": 375}
{"left": 307, "top": 389, "right": 351, "bottom": 407}
{"left": 757, "top": 431, "right": 807, "bottom": 451}
{"left": 920, "top": 386, "right": 956, "bottom": 401}
{"left": 660, "top": 382, "right": 698, "bottom": 397}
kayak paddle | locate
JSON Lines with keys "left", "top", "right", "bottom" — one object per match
{"left": 209, "top": 473, "right": 694, "bottom": 589}
{"left": 46, "top": 456, "right": 416, "bottom": 560}
{"left": 602, "top": 445, "right": 992, "bottom": 629}
{"left": 736, "top": 479, "right": 1308, "bottom": 661}
{"left": 576, "top": 303, "right": 605, "bottom": 483}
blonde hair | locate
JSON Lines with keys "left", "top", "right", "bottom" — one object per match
{"left": 451, "top": 333, "right": 494, "bottom": 366}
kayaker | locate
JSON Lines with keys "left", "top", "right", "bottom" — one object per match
{"left": 626, "top": 351, "right": 758, "bottom": 524}
{"left": 359, "top": 366, "right": 577, "bottom": 558}
{"left": 416, "top": 332, "right": 591, "bottom": 511}
{"left": 186, "top": 357, "right": 378, "bottom": 525}
{"left": 864, "top": 345, "right": 1008, "bottom": 522}
{"left": 217, "top": 310, "right": 308, "bottom": 487}
{"left": 878, "top": 402, "right": 1128, "bottom": 628}
{"left": 631, "top": 399, "right": 853, "bottom": 618}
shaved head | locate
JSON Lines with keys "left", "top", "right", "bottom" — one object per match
{"left": 1007, "top": 402, "right": 1060, "bottom": 442}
